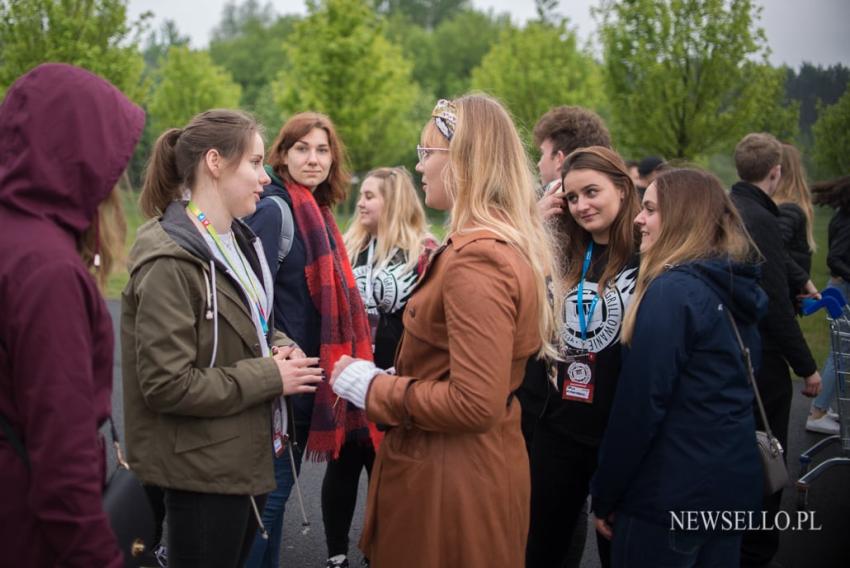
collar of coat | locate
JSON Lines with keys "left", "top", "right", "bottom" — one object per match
{"left": 447, "top": 227, "right": 507, "bottom": 251}
{"left": 731, "top": 181, "right": 779, "bottom": 216}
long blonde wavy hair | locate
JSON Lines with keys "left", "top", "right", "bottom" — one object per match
{"left": 773, "top": 142, "right": 816, "bottom": 253}
{"left": 621, "top": 168, "right": 756, "bottom": 344}
{"left": 423, "top": 93, "right": 561, "bottom": 359}
{"left": 344, "top": 166, "right": 432, "bottom": 272}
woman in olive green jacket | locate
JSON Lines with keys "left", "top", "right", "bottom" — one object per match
{"left": 121, "top": 110, "right": 322, "bottom": 568}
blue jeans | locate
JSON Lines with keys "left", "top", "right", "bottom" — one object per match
{"left": 244, "top": 444, "right": 304, "bottom": 568}
{"left": 813, "top": 279, "right": 850, "bottom": 412}
{"left": 611, "top": 513, "right": 741, "bottom": 568}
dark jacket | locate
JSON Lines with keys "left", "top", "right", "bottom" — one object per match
{"left": 827, "top": 208, "right": 850, "bottom": 282}
{"left": 777, "top": 202, "right": 812, "bottom": 290}
{"left": 591, "top": 259, "right": 766, "bottom": 527}
{"left": 730, "top": 182, "right": 817, "bottom": 377}
{"left": 122, "top": 203, "right": 292, "bottom": 494}
{"left": 244, "top": 168, "right": 319, "bottom": 429}
{"left": 0, "top": 64, "right": 144, "bottom": 567}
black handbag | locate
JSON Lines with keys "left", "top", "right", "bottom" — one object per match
{"left": 723, "top": 308, "right": 790, "bottom": 496}
{"left": 0, "top": 412, "right": 156, "bottom": 566}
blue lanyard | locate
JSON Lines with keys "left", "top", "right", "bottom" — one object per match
{"left": 577, "top": 242, "right": 600, "bottom": 342}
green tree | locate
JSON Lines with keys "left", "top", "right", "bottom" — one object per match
{"left": 812, "top": 85, "right": 850, "bottom": 178}
{"left": 142, "top": 19, "right": 189, "bottom": 72}
{"left": 785, "top": 62, "right": 850, "bottom": 140}
{"left": 384, "top": 10, "right": 510, "bottom": 100}
{"left": 470, "top": 20, "right": 604, "bottom": 138}
{"left": 274, "top": 0, "right": 422, "bottom": 174}
{"left": 208, "top": 1, "right": 298, "bottom": 113}
{"left": 596, "top": 0, "right": 798, "bottom": 159}
{"left": 148, "top": 46, "right": 242, "bottom": 135}
{"left": 373, "top": 0, "right": 471, "bottom": 29}
{"left": 0, "top": 0, "right": 148, "bottom": 100}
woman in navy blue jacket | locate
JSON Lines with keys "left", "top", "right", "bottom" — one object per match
{"left": 591, "top": 168, "right": 766, "bottom": 567}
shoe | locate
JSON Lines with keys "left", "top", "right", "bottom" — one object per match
{"left": 326, "top": 555, "right": 349, "bottom": 568}
{"left": 806, "top": 414, "right": 840, "bottom": 435}
{"left": 154, "top": 544, "right": 168, "bottom": 568}
{"left": 827, "top": 406, "right": 839, "bottom": 420}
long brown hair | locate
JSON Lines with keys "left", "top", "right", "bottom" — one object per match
{"left": 773, "top": 142, "right": 816, "bottom": 252}
{"left": 267, "top": 112, "right": 351, "bottom": 207}
{"left": 78, "top": 187, "right": 127, "bottom": 290}
{"left": 140, "top": 109, "right": 261, "bottom": 218}
{"left": 621, "top": 168, "right": 756, "bottom": 343}
{"left": 556, "top": 146, "right": 640, "bottom": 291}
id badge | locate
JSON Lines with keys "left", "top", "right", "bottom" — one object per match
{"left": 272, "top": 396, "right": 288, "bottom": 457}
{"left": 560, "top": 349, "right": 596, "bottom": 403}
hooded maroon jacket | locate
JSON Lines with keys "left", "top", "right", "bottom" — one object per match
{"left": 0, "top": 64, "right": 144, "bottom": 566}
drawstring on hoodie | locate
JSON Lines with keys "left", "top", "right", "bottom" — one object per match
{"left": 207, "top": 260, "right": 219, "bottom": 367}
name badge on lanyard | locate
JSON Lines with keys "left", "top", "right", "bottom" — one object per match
{"left": 561, "top": 242, "right": 599, "bottom": 404}
{"left": 560, "top": 349, "right": 597, "bottom": 402}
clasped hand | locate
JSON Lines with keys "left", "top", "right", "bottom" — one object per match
{"left": 272, "top": 345, "right": 323, "bottom": 395}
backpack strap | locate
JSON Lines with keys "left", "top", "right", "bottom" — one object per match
{"left": 268, "top": 195, "right": 295, "bottom": 269}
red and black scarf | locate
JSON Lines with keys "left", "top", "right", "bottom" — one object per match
{"left": 287, "top": 183, "right": 381, "bottom": 461}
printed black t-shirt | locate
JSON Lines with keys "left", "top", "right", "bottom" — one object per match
{"left": 544, "top": 243, "right": 639, "bottom": 446}
{"left": 352, "top": 243, "right": 422, "bottom": 368}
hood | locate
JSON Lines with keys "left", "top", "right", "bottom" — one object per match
{"left": 674, "top": 257, "right": 767, "bottom": 325}
{"left": 127, "top": 200, "right": 259, "bottom": 277}
{"left": 127, "top": 201, "right": 216, "bottom": 275}
{"left": 0, "top": 63, "right": 145, "bottom": 236}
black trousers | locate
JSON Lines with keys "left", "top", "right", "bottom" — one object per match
{"left": 164, "top": 488, "right": 262, "bottom": 568}
{"left": 526, "top": 421, "right": 610, "bottom": 568}
{"left": 321, "top": 440, "right": 376, "bottom": 557}
{"left": 741, "top": 352, "right": 792, "bottom": 568}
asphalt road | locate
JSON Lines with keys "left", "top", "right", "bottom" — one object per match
{"left": 107, "top": 300, "right": 848, "bottom": 568}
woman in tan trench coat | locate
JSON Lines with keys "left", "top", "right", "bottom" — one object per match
{"left": 331, "top": 94, "right": 560, "bottom": 568}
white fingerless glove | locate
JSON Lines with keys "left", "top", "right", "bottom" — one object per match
{"left": 332, "top": 360, "right": 384, "bottom": 409}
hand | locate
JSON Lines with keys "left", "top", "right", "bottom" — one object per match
{"left": 537, "top": 181, "right": 566, "bottom": 221}
{"left": 273, "top": 351, "right": 322, "bottom": 395}
{"left": 594, "top": 513, "right": 615, "bottom": 541}
{"left": 798, "top": 280, "right": 821, "bottom": 300}
{"left": 802, "top": 371, "right": 822, "bottom": 398}
{"left": 331, "top": 355, "right": 357, "bottom": 388}
{"left": 272, "top": 344, "right": 306, "bottom": 360}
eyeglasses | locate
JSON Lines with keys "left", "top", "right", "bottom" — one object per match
{"left": 416, "top": 145, "right": 449, "bottom": 162}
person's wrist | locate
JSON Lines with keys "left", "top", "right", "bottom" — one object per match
{"left": 333, "top": 360, "right": 382, "bottom": 408}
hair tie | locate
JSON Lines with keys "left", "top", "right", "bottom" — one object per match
{"left": 431, "top": 99, "right": 457, "bottom": 141}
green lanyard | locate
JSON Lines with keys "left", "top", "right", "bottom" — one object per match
{"left": 186, "top": 201, "right": 268, "bottom": 334}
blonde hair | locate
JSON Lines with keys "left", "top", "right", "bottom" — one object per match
{"left": 423, "top": 93, "right": 561, "bottom": 359}
{"left": 78, "top": 187, "right": 127, "bottom": 290}
{"left": 344, "top": 166, "right": 433, "bottom": 271}
{"left": 621, "top": 169, "right": 755, "bottom": 344}
{"left": 774, "top": 143, "right": 816, "bottom": 252}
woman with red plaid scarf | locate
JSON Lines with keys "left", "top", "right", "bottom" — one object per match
{"left": 245, "top": 113, "right": 380, "bottom": 568}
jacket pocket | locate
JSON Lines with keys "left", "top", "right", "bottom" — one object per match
{"left": 174, "top": 416, "right": 241, "bottom": 454}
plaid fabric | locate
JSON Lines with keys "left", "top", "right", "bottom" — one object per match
{"left": 287, "top": 183, "right": 380, "bottom": 461}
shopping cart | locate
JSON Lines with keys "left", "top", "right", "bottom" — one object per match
{"left": 797, "top": 288, "right": 850, "bottom": 509}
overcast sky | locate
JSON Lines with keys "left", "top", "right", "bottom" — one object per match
{"left": 127, "top": 0, "right": 850, "bottom": 69}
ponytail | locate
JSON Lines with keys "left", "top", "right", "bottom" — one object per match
{"left": 139, "top": 110, "right": 261, "bottom": 218}
{"left": 140, "top": 128, "right": 183, "bottom": 218}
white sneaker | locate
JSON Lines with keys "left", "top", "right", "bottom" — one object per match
{"left": 827, "top": 406, "right": 839, "bottom": 420}
{"left": 806, "top": 414, "right": 840, "bottom": 435}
